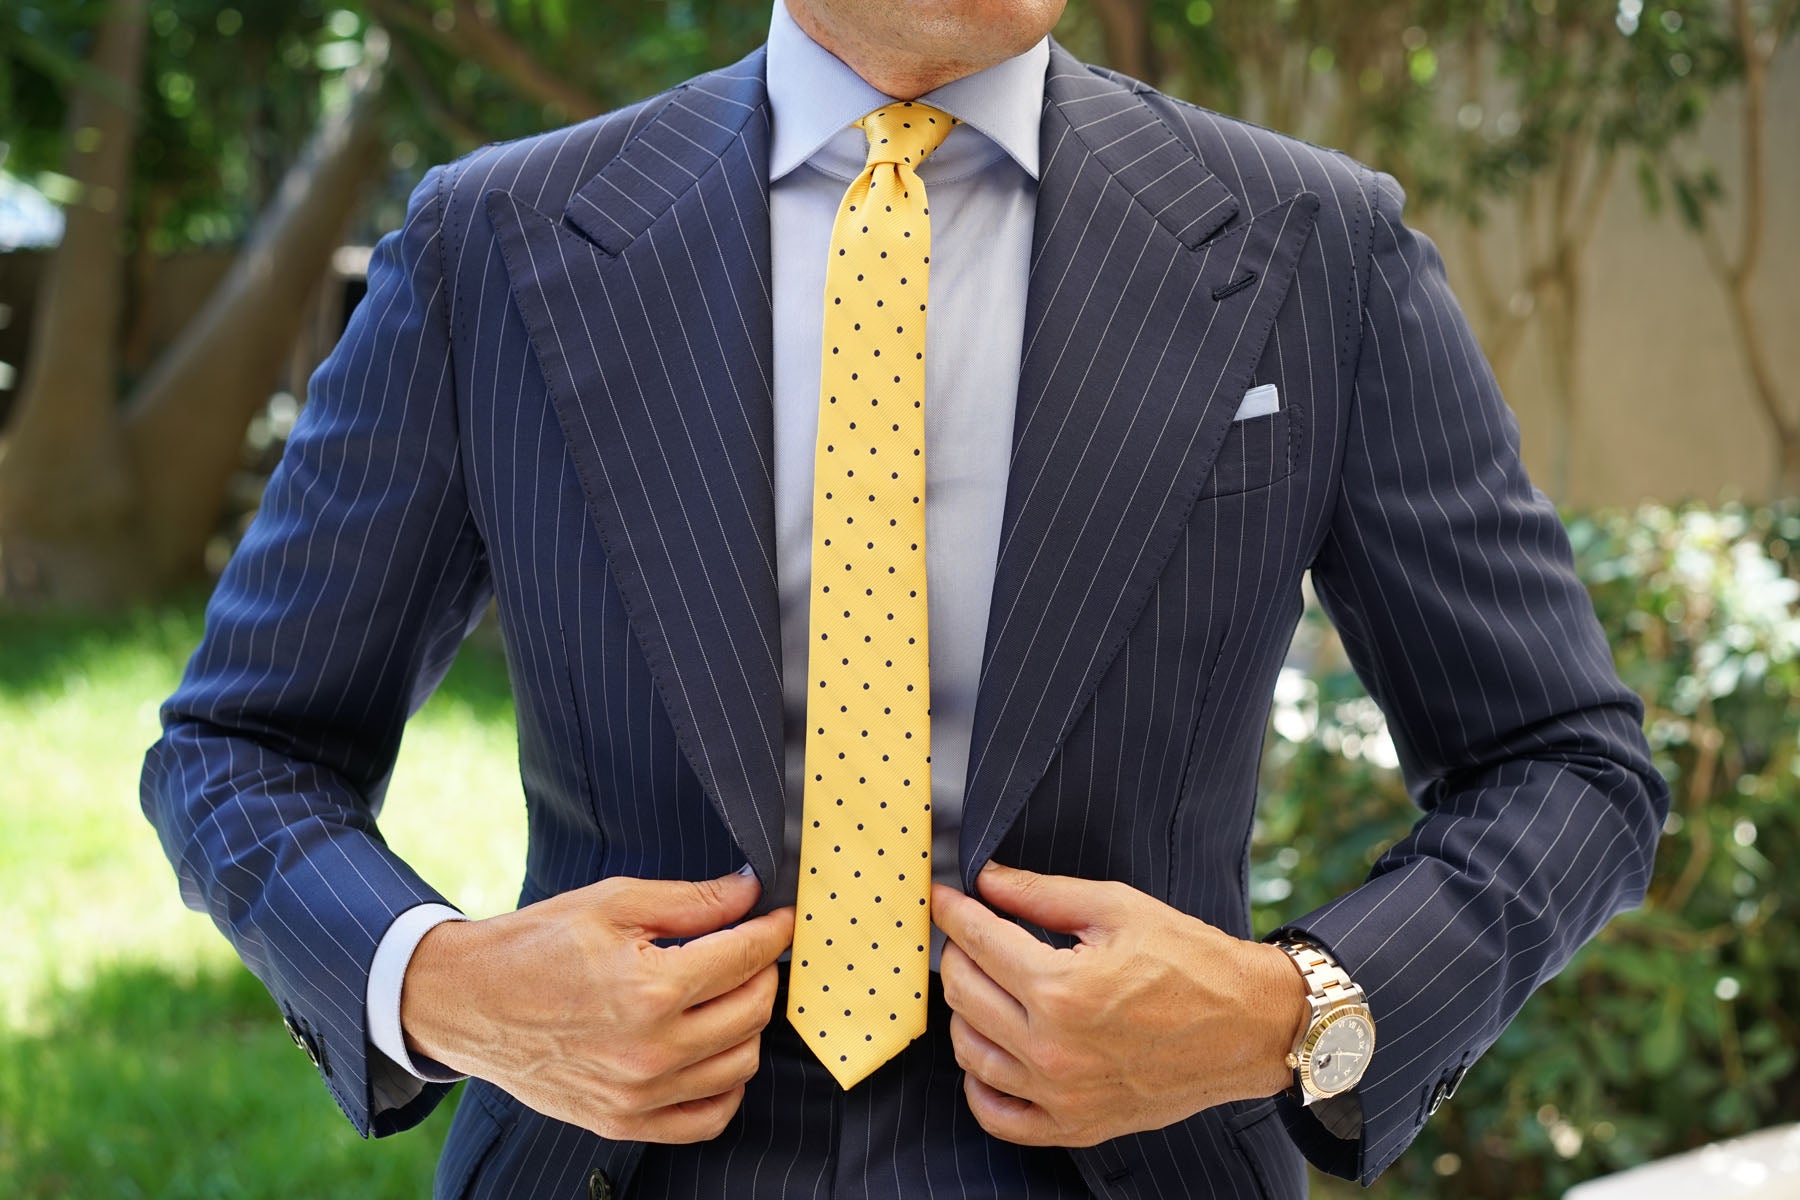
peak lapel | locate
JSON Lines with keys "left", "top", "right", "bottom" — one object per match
{"left": 484, "top": 52, "right": 788, "bottom": 885}
{"left": 959, "top": 50, "right": 1321, "bottom": 884}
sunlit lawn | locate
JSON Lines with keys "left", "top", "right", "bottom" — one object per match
{"left": 0, "top": 603, "right": 526, "bottom": 1198}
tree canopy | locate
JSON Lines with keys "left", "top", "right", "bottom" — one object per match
{"left": 0, "top": 0, "right": 1792, "bottom": 605}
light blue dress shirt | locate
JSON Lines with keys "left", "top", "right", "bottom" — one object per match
{"left": 366, "top": 1, "right": 1048, "bottom": 1089}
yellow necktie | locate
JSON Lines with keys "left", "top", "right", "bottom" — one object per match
{"left": 788, "top": 102, "right": 959, "bottom": 1089}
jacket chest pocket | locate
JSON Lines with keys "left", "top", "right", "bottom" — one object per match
{"left": 1197, "top": 405, "right": 1297, "bottom": 500}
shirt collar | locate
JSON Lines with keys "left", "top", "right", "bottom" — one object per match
{"left": 765, "top": 0, "right": 1047, "bottom": 183}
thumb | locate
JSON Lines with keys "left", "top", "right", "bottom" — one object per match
{"left": 974, "top": 862, "right": 1126, "bottom": 941}
{"left": 599, "top": 868, "right": 763, "bottom": 939}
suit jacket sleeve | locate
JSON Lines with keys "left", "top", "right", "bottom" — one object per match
{"left": 1275, "top": 170, "right": 1670, "bottom": 1183}
{"left": 139, "top": 162, "right": 491, "bottom": 1136}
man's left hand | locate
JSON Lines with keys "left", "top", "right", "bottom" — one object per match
{"left": 931, "top": 862, "right": 1308, "bottom": 1148}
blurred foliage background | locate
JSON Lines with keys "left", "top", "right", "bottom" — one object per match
{"left": 1255, "top": 502, "right": 1800, "bottom": 1196}
{"left": 0, "top": 0, "right": 1797, "bottom": 1196}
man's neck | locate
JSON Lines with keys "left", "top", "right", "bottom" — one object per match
{"left": 782, "top": 0, "right": 1007, "bottom": 99}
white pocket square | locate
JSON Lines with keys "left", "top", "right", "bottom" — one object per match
{"left": 1233, "top": 384, "right": 1280, "bottom": 421}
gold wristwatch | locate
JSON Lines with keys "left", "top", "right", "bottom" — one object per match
{"left": 1273, "top": 936, "right": 1375, "bottom": 1104}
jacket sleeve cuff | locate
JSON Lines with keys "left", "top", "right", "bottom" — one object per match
{"left": 1268, "top": 878, "right": 1489, "bottom": 1185}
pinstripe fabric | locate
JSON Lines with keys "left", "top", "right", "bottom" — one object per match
{"left": 141, "top": 41, "right": 1667, "bottom": 1198}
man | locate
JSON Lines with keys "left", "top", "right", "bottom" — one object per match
{"left": 141, "top": 0, "right": 1669, "bottom": 1195}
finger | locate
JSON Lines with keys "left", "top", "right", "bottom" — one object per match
{"left": 938, "top": 939, "right": 1029, "bottom": 1055}
{"left": 676, "top": 963, "right": 782, "bottom": 1057}
{"left": 974, "top": 862, "right": 1126, "bottom": 940}
{"left": 661, "top": 907, "right": 796, "bottom": 1006}
{"left": 643, "top": 1032, "right": 765, "bottom": 1109}
{"left": 931, "top": 882, "right": 1052, "bottom": 997}
{"left": 598, "top": 975, "right": 771, "bottom": 1106}
{"left": 629, "top": 1084, "right": 747, "bottom": 1144}
{"left": 964, "top": 1073, "right": 1056, "bottom": 1147}
{"left": 949, "top": 1011, "right": 1032, "bottom": 1100}
{"left": 601, "top": 871, "right": 765, "bottom": 940}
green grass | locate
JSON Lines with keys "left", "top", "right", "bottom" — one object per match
{"left": 0, "top": 603, "right": 526, "bottom": 1198}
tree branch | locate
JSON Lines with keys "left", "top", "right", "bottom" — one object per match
{"left": 388, "top": 27, "right": 490, "bottom": 149}
{"left": 1728, "top": 0, "right": 1767, "bottom": 285}
{"left": 364, "top": 0, "right": 603, "bottom": 120}
{"left": 1569, "top": 151, "right": 1618, "bottom": 266}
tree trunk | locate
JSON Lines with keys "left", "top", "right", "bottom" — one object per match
{"left": 1534, "top": 139, "right": 1613, "bottom": 507}
{"left": 0, "top": 20, "right": 392, "bottom": 607}
{"left": 1711, "top": 0, "right": 1797, "bottom": 501}
{"left": 1541, "top": 254, "right": 1580, "bottom": 505}
{"left": 121, "top": 186, "right": 174, "bottom": 375}
{"left": 1089, "top": 0, "right": 1158, "bottom": 85}
{"left": 1721, "top": 270, "right": 1799, "bottom": 499}
{"left": 123, "top": 34, "right": 392, "bottom": 589}
{"left": 0, "top": 0, "right": 149, "bottom": 605}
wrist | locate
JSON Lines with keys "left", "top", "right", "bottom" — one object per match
{"left": 400, "top": 917, "right": 489, "bottom": 1073}
{"left": 369, "top": 904, "right": 468, "bottom": 1080}
{"left": 1249, "top": 939, "right": 1310, "bottom": 1096}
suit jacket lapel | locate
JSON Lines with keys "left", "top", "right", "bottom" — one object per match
{"left": 484, "top": 51, "right": 789, "bottom": 886}
{"left": 958, "top": 47, "right": 1321, "bottom": 885}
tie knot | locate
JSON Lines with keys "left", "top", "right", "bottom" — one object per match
{"left": 856, "top": 102, "right": 959, "bottom": 171}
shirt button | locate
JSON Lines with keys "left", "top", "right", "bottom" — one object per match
{"left": 587, "top": 1168, "right": 614, "bottom": 1200}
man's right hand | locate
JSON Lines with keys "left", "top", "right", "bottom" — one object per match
{"left": 400, "top": 870, "right": 795, "bottom": 1143}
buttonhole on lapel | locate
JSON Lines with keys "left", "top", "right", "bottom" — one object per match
{"left": 1212, "top": 271, "right": 1257, "bottom": 302}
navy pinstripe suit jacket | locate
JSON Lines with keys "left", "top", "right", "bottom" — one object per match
{"left": 142, "top": 42, "right": 1668, "bottom": 1199}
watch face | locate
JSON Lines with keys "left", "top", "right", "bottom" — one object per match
{"left": 1306, "top": 1011, "right": 1374, "bottom": 1095}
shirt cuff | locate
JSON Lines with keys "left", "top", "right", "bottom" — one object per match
{"left": 367, "top": 902, "right": 469, "bottom": 1084}
{"left": 1309, "top": 1093, "right": 1364, "bottom": 1139}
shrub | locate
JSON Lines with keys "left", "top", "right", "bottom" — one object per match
{"left": 1253, "top": 502, "right": 1800, "bottom": 1197}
